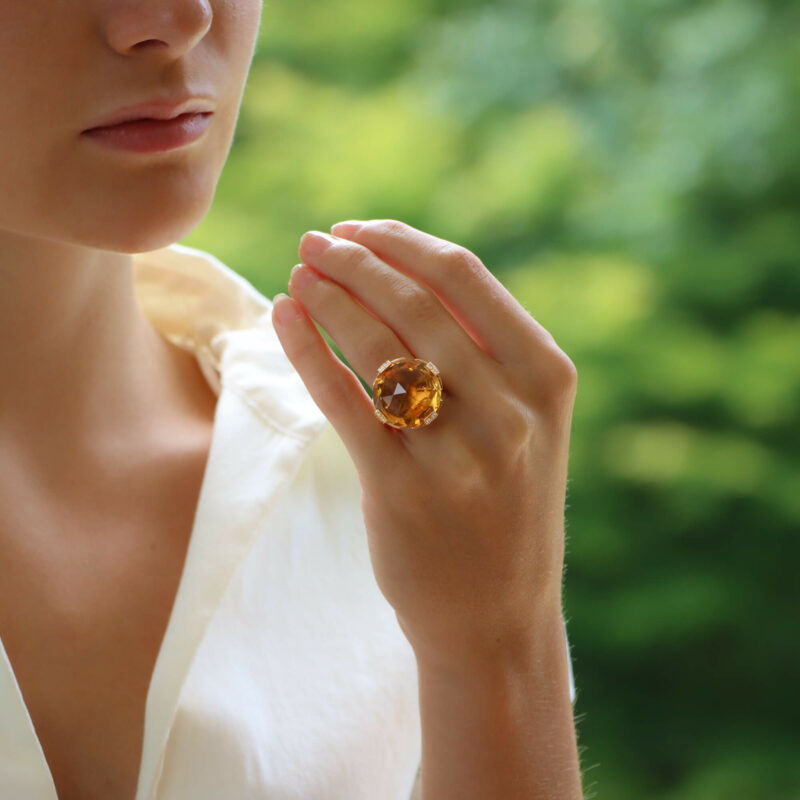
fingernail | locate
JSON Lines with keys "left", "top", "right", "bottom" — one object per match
{"left": 331, "top": 220, "right": 363, "bottom": 237}
{"left": 301, "top": 230, "right": 336, "bottom": 255}
{"left": 273, "top": 293, "right": 302, "bottom": 324}
{"left": 290, "top": 263, "right": 321, "bottom": 290}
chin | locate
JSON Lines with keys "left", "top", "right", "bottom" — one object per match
{"left": 117, "top": 219, "right": 207, "bottom": 255}
{"left": 91, "top": 191, "right": 215, "bottom": 254}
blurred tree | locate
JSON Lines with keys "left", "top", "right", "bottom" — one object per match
{"left": 182, "top": 0, "right": 800, "bottom": 796}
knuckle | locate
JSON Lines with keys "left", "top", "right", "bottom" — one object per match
{"left": 490, "top": 395, "right": 534, "bottom": 447}
{"left": 438, "top": 244, "right": 487, "bottom": 280}
{"left": 293, "top": 338, "right": 325, "bottom": 379}
{"left": 552, "top": 351, "right": 579, "bottom": 390}
{"left": 324, "top": 381, "right": 355, "bottom": 419}
{"left": 373, "top": 218, "right": 409, "bottom": 237}
{"left": 350, "top": 242, "right": 374, "bottom": 267}
{"left": 391, "top": 277, "right": 440, "bottom": 322}
{"left": 323, "top": 368, "right": 362, "bottom": 412}
{"left": 532, "top": 350, "right": 579, "bottom": 412}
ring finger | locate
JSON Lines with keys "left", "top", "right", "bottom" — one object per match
{"left": 286, "top": 261, "right": 489, "bottom": 449}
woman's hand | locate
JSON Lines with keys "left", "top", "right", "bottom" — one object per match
{"left": 271, "top": 219, "right": 578, "bottom": 670}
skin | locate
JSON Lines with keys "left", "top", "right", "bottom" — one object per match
{"left": 0, "top": 2, "right": 261, "bottom": 799}
{"left": 284, "top": 223, "right": 578, "bottom": 663}
{"left": 0, "top": 0, "right": 582, "bottom": 796}
{"left": 275, "top": 220, "right": 583, "bottom": 796}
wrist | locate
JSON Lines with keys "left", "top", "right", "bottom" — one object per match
{"left": 406, "top": 593, "right": 566, "bottom": 680}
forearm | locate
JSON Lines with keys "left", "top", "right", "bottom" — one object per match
{"left": 414, "top": 603, "right": 582, "bottom": 800}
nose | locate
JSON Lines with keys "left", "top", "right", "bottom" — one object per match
{"left": 104, "top": 0, "right": 213, "bottom": 59}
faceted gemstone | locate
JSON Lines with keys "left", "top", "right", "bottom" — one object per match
{"left": 372, "top": 357, "right": 443, "bottom": 430}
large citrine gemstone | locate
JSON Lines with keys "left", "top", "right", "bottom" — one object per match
{"left": 372, "top": 358, "right": 443, "bottom": 430}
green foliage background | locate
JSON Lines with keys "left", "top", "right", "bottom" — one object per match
{"left": 181, "top": 1, "right": 800, "bottom": 797}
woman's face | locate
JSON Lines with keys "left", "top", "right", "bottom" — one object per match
{"left": 0, "top": 0, "right": 262, "bottom": 254}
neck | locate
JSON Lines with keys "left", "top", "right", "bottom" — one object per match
{"left": 0, "top": 230, "right": 207, "bottom": 467}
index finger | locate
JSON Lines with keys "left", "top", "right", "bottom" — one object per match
{"left": 329, "top": 219, "right": 559, "bottom": 368}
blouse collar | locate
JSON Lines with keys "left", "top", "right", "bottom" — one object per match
{"left": 132, "top": 242, "right": 327, "bottom": 443}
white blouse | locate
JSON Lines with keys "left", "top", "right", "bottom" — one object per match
{"left": 0, "top": 242, "right": 576, "bottom": 800}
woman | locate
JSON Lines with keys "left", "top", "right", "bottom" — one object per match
{"left": 0, "top": 1, "right": 581, "bottom": 799}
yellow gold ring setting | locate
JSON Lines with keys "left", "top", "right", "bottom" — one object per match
{"left": 372, "top": 357, "right": 444, "bottom": 430}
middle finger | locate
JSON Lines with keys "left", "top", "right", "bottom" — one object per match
{"left": 295, "top": 231, "right": 494, "bottom": 396}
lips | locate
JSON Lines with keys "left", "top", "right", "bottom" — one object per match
{"left": 83, "top": 96, "right": 215, "bottom": 132}
{"left": 81, "top": 112, "right": 214, "bottom": 153}
{"left": 87, "top": 111, "right": 211, "bottom": 131}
